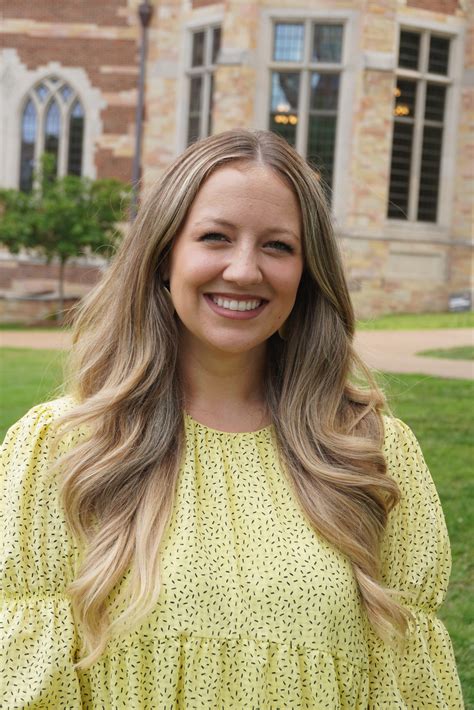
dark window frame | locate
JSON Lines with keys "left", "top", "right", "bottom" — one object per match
{"left": 387, "top": 28, "right": 452, "bottom": 223}
{"left": 186, "top": 25, "right": 221, "bottom": 146}
{"left": 19, "top": 76, "right": 85, "bottom": 192}
{"left": 268, "top": 19, "right": 345, "bottom": 199}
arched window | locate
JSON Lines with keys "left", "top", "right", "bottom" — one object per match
{"left": 19, "top": 76, "right": 85, "bottom": 191}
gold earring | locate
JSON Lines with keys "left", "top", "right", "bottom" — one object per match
{"left": 163, "top": 285, "right": 175, "bottom": 314}
{"left": 278, "top": 322, "right": 287, "bottom": 340}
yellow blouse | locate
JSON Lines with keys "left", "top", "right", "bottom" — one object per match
{"left": 0, "top": 398, "right": 463, "bottom": 709}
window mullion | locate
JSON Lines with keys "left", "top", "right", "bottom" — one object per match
{"left": 35, "top": 100, "right": 45, "bottom": 169}
{"left": 408, "top": 79, "right": 425, "bottom": 221}
{"left": 408, "top": 32, "right": 429, "bottom": 220}
{"left": 201, "top": 71, "right": 211, "bottom": 138}
{"left": 297, "top": 68, "right": 309, "bottom": 156}
{"left": 297, "top": 18, "right": 312, "bottom": 157}
{"left": 58, "top": 101, "right": 69, "bottom": 177}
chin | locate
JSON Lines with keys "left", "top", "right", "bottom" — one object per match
{"left": 204, "top": 336, "right": 268, "bottom": 355}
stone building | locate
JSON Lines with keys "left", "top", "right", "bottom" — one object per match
{"left": 0, "top": 0, "right": 472, "bottom": 319}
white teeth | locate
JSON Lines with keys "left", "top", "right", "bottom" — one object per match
{"left": 211, "top": 296, "right": 262, "bottom": 311}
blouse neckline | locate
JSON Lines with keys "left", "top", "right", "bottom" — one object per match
{"left": 184, "top": 411, "right": 273, "bottom": 438}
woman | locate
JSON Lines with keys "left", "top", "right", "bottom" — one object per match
{"left": 1, "top": 130, "right": 462, "bottom": 708}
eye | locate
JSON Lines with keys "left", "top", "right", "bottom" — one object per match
{"left": 198, "top": 232, "right": 228, "bottom": 243}
{"left": 265, "top": 240, "right": 295, "bottom": 253}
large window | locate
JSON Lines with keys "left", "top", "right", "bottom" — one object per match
{"left": 19, "top": 76, "right": 84, "bottom": 192}
{"left": 186, "top": 26, "right": 221, "bottom": 145}
{"left": 388, "top": 30, "right": 451, "bottom": 222}
{"left": 269, "top": 21, "right": 344, "bottom": 195}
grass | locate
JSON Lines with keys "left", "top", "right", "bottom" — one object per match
{"left": 1, "top": 312, "right": 473, "bottom": 333}
{"left": 358, "top": 311, "right": 474, "bottom": 330}
{"left": 380, "top": 372, "right": 473, "bottom": 707}
{"left": 0, "top": 349, "right": 472, "bottom": 705}
{"left": 0, "top": 322, "right": 69, "bottom": 331}
{"left": 0, "top": 348, "right": 67, "bottom": 434}
{"left": 417, "top": 345, "right": 474, "bottom": 360}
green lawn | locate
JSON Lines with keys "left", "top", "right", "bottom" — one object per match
{"left": 358, "top": 311, "right": 474, "bottom": 330}
{"left": 1, "top": 311, "right": 473, "bottom": 333}
{"left": 417, "top": 345, "right": 474, "bottom": 361}
{"left": 0, "top": 322, "right": 69, "bottom": 331}
{"left": 0, "top": 348, "right": 67, "bottom": 434}
{"left": 1, "top": 348, "right": 472, "bottom": 706}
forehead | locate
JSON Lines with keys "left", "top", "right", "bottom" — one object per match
{"left": 185, "top": 162, "right": 302, "bottom": 232}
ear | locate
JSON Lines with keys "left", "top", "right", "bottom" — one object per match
{"left": 159, "top": 256, "right": 170, "bottom": 283}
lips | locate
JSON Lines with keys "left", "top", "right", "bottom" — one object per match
{"left": 210, "top": 295, "right": 262, "bottom": 311}
{"left": 204, "top": 293, "right": 268, "bottom": 319}
{"left": 207, "top": 293, "right": 268, "bottom": 309}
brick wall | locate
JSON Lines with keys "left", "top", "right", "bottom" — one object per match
{"left": 407, "top": 0, "right": 460, "bottom": 14}
{"left": 0, "top": 0, "right": 132, "bottom": 26}
{"left": 1, "top": 0, "right": 139, "bottom": 183}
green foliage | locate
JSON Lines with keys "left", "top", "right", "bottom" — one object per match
{"left": 0, "top": 153, "right": 130, "bottom": 265}
{"left": 358, "top": 311, "right": 474, "bottom": 330}
{"left": 417, "top": 346, "right": 474, "bottom": 361}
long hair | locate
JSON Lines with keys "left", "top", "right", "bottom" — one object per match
{"left": 56, "top": 129, "right": 408, "bottom": 667}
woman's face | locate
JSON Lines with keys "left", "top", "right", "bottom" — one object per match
{"left": 167, "top": 161, "right": 304, "bottom": 357}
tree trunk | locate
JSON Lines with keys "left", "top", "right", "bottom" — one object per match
{"left": 57, "top": 258, "right": 66, "bottom": 323}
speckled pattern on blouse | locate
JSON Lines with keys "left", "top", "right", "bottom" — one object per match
{"left": 0, "top": 397, "right": 463, "bottom": 708}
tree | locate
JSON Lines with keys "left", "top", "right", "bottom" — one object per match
{"left": 0, "top": 154, "right": 130, "bottom": 320}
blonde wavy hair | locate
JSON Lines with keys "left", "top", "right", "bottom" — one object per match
{"left": 56, "top": 129, "right": 409, "bottom": 668}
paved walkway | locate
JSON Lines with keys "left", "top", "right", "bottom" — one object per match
{"left": 354, "top": 328, "right": 473, "bottom": 380}
{"left": 1, "top": 327, "right": 473, "bottom": 379}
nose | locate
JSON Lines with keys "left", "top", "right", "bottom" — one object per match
{"left": 222, "top": 246, "right": 263, "bottom": 285}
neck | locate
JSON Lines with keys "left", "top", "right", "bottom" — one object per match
{"left": 178, "top": 337, "right": 268, "bottom": 420}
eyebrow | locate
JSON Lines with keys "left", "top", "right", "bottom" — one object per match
{"left": 194, "top": 217, "right": 300, "bottom": 241}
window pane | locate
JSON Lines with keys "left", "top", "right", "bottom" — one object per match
{"left": 192, "top": 31, "right": 205, "bottom": 67}
{"left": 310, "top": 73, "right": 339, "bottom": 111}
{"left": 387, "top": 122, "right": 414, "bottom": 219}
{"left": 312, "top": 24, "right": 343, "bottom": 63}
{"left": 269, "top": 72, "right": 300, "bottom": 146}
{"left": 273, "top": 23, "right": 304, "bottom": 62}
{"left": 187, "top": 76, "right": 202, "bottom": 144}
{"left": 393, "top": 79, "right": 417, "bottom": 119}
{"left": 307, "top": 115, "right": 337, "bottom": 194}
{"left": 428, "top": 35, "right": 450, "bottom": 75}
{"left": 67, "top": 101, "right": 84, "bottom": 176}
{"left": 398, "top": 31, "right": 420, "bottom": 70}
{"left": 60, "top": 84, "right": 73, "bottom": 103}
{"left": 44, "top": 99, "right": 60, "bottom": 173}
{"left": 19, "top": 100, "right": 36, "bottom": 192}
{"left": 424, "top": 83, "right": 446, "bottom": 122}
{"left": 212, "top": 27, "right": 221, "bottom": 64}
{"left": 417, "top": 125, "right": 443, "bottom": 222}
{"left": 35, "top": 83, "right": 49, "bottom": 102}
{"left": 270, "top": 71, "right": 299, "bottom": 112}
{"left": 189, "top": 75, "right": 202, "bottom": 113}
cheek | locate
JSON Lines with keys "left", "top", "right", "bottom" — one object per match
{"left": 273, "top": 263, "right": 303, "bottom": 300}
{"left": 172, "top": 252, "right": 223, "bottom": 289}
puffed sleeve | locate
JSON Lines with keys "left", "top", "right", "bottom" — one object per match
{"left": 0, "top": 398, "right": 84, "bottom": 708}
{"left": 366, "top": 417, "right": 464, "bottom": 708}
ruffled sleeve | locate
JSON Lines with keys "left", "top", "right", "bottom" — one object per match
{"left": 367, "top": 417, "right": 464, "bottom": 708}
{"left": 0, "top": 399, "right": 83, "bottom": 708}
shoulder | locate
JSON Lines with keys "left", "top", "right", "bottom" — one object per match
{"left": 2, "top": 395, "right": 77, "bottom": 448}
{"left": 5, "top": 395, "right": 77, "bottom": 432}
{"left": 381, "top": 415, "right": 430, "bottom": 490}
{"left": 1, "top": 395, "right": 80, "bottom": 490}
{"left": 1, "top": 396, "right": 81, "bottom": 596}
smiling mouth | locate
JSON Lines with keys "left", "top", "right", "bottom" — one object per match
{"left": 208, "top": 294, "right": 265, "bottom": 312}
